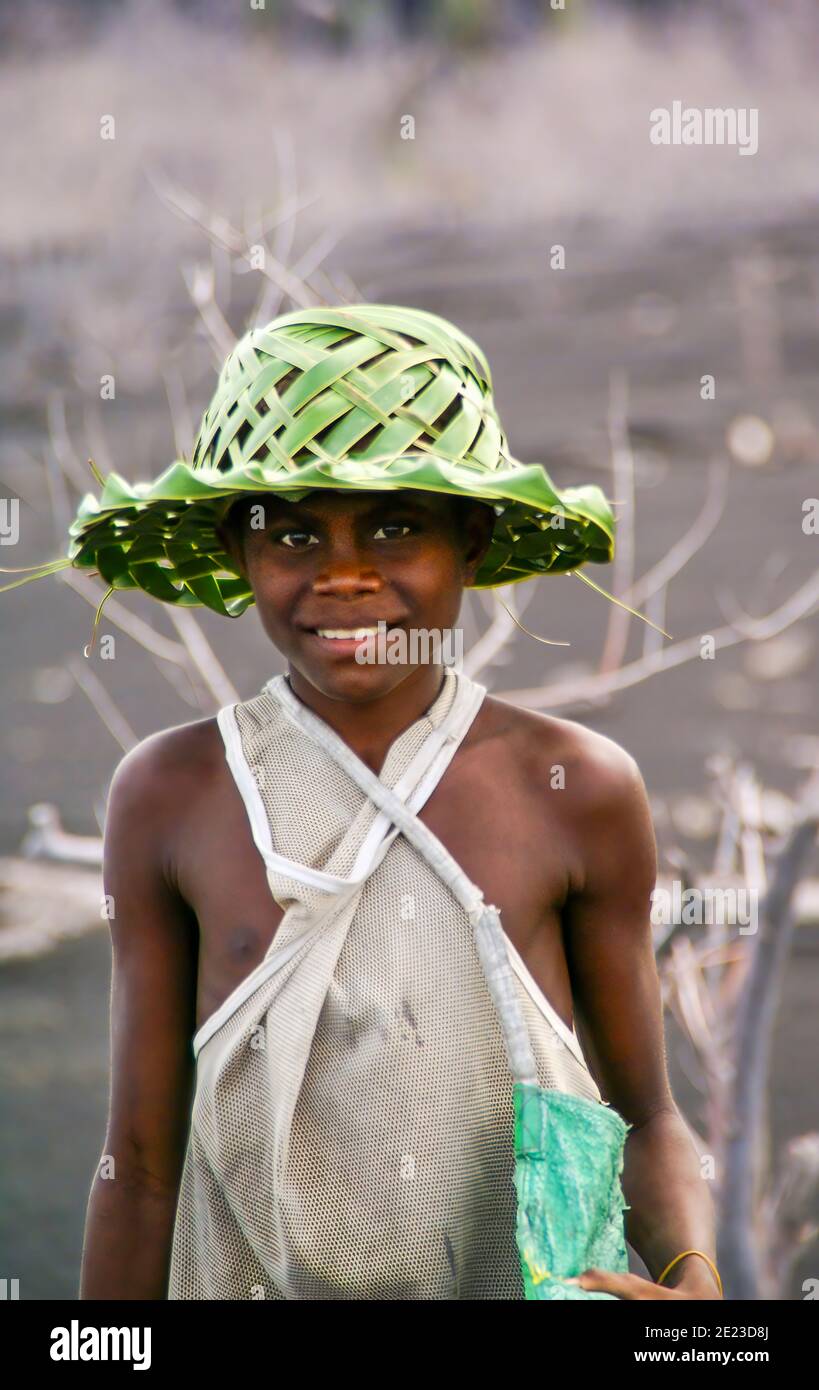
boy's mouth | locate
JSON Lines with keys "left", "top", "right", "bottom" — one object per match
{"left": 301, "top": 621, "right": 406, "bottom": 656}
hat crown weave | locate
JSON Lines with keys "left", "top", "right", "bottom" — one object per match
{"left": 190, "top": 304, "right": 510, "bottom": 480}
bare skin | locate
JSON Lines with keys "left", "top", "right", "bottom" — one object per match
{"left": 80, "top": 489, "right": 721, "bottom": 1300}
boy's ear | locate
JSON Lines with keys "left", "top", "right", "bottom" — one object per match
{"left": 460, "top": 500, "right": 496, "bottom": 583}
{"left": 215, "top": 513, "right": 247, "bottom": 578}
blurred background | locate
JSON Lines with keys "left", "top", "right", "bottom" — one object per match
{"left": 1, "top": 0, "right": 818, "bottom": 1300}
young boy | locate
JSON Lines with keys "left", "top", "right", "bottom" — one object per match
{"left": 68, "top": 304, "right": 720, "bottom": 1300}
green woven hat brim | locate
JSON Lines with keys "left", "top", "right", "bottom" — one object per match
{"left": 66, "top": 454, "right": 615, "bottom": 618}
{"left": 58, "top": 302, "right": 615, "bottom": 617}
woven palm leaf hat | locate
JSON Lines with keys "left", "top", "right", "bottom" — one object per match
{"left": 5, "top": 304, "right": 617, "bottom": 619}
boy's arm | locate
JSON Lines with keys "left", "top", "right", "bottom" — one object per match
{"left": 560, "top": 737, "right": 722, "bottom": 1300}
{"left": 79, "top": 736, "right": 199, "bottom": 1300}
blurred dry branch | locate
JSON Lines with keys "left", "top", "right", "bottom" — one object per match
{"left": 659, "top": 759, "right": 819, "bottom": 1300}
{"left": 0, "top": 854, "right": 101, "bottom": 962}
{"left": 598, "top": 368, "right": 636, "bottom": 676}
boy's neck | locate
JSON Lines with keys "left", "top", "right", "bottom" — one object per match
{"left": 284, "top": 664, "right": 448, "bottom": 777}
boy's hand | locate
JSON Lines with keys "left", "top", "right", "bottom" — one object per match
{"left": 565, "top": 1266, "right": 723, "bottom": 1299}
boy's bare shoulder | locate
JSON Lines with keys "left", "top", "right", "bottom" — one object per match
{"left": 106, "top": 716, "right": 224, "bottom": 834}
{"left": 479, "top": 693, "right": 644, "bottom": 815}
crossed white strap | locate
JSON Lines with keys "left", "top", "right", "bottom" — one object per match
{"left": 270, "top": 668, "right": 539, "bottom": 1086}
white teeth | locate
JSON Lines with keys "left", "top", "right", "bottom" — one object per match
{"left": 316, "top": 627, "right": 379, "bottom": 639}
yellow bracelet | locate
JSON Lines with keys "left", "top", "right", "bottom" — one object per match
{"left": 657, "top": 1249, "right": 723, "bottom": 1297}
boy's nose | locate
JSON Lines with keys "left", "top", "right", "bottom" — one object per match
{"left": 312, "top": 564, "right": 384, "bottom": 598}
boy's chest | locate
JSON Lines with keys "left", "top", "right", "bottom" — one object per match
{"left": 177, "top": 736, "right": 579, "bottom": 1039}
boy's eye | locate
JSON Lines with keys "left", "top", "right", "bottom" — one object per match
{"left": 277, "top": 530, "right": 319, "bottom": 549}
{"left": 271, "top": 520, "right": 416, "bottom": 548}
{"left": 373, "top": 523, "right": 413, "bottom": 540}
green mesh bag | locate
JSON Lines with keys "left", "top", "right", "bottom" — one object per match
{"left": 514, "top": 1084, "right": 631, "bottom": 1300}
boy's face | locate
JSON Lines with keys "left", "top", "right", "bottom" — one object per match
{"left": 216, "top": 489, "right": 495, "bottom": 704}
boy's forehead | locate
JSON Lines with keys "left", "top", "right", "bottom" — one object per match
{"left": 258, "top": 489, "right": 456, "bottom": 518}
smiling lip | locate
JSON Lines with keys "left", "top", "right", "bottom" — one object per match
{"left": 301, "top": 621, "right": 405, "bottom": 655}
{"left": 300, "top": 620, "right": 406, "bottom": 635}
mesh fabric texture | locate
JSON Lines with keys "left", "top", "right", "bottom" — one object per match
{"left": 168, "top": 666, "right": 604, "bottom": 1300}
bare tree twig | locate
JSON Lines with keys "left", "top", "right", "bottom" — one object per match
{"left": 715, "top": 572, "right": 819, "bottom": 641}
{"left": 628, "top": 455, "right": 730, "bottom": 610}
{"left": 251, "top": 126, "right": 300, "bottom": 325}
{"left": 162, "top": 363, "right": 196, "bottom": 461}
{"left": 166, "top": 608, "right": 240, "bottom": 707}
{"left": 181, "top": 259, "right": 236, "bottom": 362}
{"left": 289, "top": 228, "right": 343, "bottom": 287}
{"left": 463, "top": 583, "right": 539, "bottom": 681}
{"left": 718, "top": 774, "right": 819, "bottom": 1299}
{"left": 498, "top": 568, "right": 819, "bottom": 711}
{"left": 81, "top": 402, "right": 115, "bottom": 476}
{"left": 58, "top": 569, "right": 193, "bottom": 664}
{"left": 598, "top": 368, "right": 635, "bottom": 674}
{"left": 66, "top": 656, "right": 137, "bottom": 752}
{"left": 764, "top": 1135, "right": 819, "bottom": 1295}
{"left": 45, "top": 392, "right": 91, "bottom": 493}
{"left": 641, "top": 585, "right": 668, "bottom": 660}
{"left": 148, "top": 169, "right": 328, "bottom": 309}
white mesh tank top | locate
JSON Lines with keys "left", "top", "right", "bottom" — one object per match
{"left": 168, "top": 664, "right": 604, "bottom": 1300}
